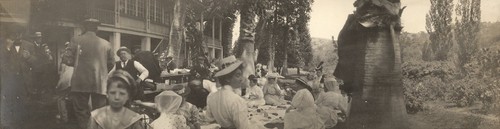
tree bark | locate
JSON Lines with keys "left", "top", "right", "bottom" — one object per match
{"left": 168, "top": 0, "right": 187, "bottom": 67}
{"left": 236, "top": 0, "right": 257, "bottom": 88}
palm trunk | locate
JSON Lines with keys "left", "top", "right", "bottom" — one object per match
{"left": 168, "top": 0, "right": 186, "bottom": 67}
{"left": 235, "top": 0, "right": 257, "bottom": 89}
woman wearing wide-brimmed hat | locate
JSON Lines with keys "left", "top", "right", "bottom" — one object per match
{"left": 262, "top": 72, "right": 287, "bottom": 106}
{"left": 204, "top": 55, "right": 258, "bottom": 129}
{"left": 284, "top": 77, "right": 324, "bottom": 129}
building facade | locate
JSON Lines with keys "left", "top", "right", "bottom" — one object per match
{"left": 30, "top": 0, "right": 224, "bottom": 68}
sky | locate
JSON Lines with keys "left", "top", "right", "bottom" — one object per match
{"left": 309, "top": 0, "right": 500, "bottom": 40}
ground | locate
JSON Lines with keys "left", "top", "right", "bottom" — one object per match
{"left": 10, "top": 85, "right": 500, "bottom": 129}
{"left": 408, "top": 101, "right": 500, "bottom": 129}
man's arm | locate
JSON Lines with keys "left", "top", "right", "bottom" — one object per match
{"left": 107, "top": 46, "right": 115, "bottom": 72}
{"left": 133, "top": 61, "right": 149, "bottom": 81}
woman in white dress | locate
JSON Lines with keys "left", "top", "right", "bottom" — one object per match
{"left": 284, "top": 77, "right": 324, "bottom": 129}
{"left": 244, "top": 75, "right": 266, "bottom": 107}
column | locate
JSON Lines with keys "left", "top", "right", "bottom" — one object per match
{"left": 110, "top": 32, "right": 121, "bottom": 61}
{"left": 141, "top": 36, "right": 151, "bottom": 51}
{"left": 219, "top": 20, "right": 223, "bottom": 58}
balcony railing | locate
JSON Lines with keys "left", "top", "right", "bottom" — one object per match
{"left": 88, "top": 8, "right": 115, "bottom": 25}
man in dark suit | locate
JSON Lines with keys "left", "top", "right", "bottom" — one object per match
{"left": 0, "top": 25, "right": 35, "bottom": 129}
{"left": 28, "top": 32, "right": 56, "bottom": 97}
{"left": 67, "top": 18, "right": 114, "bottom": 129}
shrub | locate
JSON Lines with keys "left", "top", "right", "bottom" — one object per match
{"left": 448, "top": 77, "right": 481, "bottom": 107}
{"left": 403, "top": 78, "right": 427, "bottom": 114}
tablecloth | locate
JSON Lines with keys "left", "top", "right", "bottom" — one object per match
{"left": 200, "top": 105, "right": 290, "bottom": 129}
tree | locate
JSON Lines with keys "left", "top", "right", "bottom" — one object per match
{"left": 168, "top": 0, "right": 188, "bottom": 66}
{"left": 233, "top": 0, "right": 258, "bottom": 88}
{"left": 424, "top": 0, "right": 454, "bottom": 61}
{"left": 455, "top": 0, "right": 481, "bottom": 75}
{"left": 252, "top": 0, "right": 313, "bottom": 75}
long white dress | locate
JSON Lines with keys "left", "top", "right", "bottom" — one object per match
{"left": 315, "top": 91, "right": 348, "bottom": 128}
{"left": 244, "top": 85, "right": 266, "bottom": 107}
{"left": 284, "top": 89, "right": 324, "bottom": 129}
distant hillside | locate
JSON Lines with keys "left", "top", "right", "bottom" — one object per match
{"left": 479, "top": 22, "right": 500, "bottom": 48}
{"left": 310, "top": 37, "right": 337, "bottom": 74}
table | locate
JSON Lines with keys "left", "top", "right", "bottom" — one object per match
{"left": 200, "top": 105, "right": 290, "bottom": 129}
{"left": 141, "top": 83, "right": 188, "bottom": 102}
{"left": 160, "top": 72, "right": 190, "bottom": 84}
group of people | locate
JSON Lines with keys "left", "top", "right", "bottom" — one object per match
{"left": 1, "top": 24, "right": 58, "bottom": 128}
{"left": 1, "top": 18, "right": 348, "bottom": 129}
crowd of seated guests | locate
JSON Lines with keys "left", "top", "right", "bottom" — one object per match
{"left": 81, "top": 53, "right": 349, "bottom": 129}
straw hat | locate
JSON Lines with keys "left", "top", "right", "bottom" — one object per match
{"left": 116, "top": 46, "right": 132, "bottom": 55}
{"left": 214, "top": 55, "right": 243, "bottom": 77}
{"left": 32, "top": 32, "right": 42, "bottom": 38}
{"left": 82, "top": 18, "right": 100, "bottom": 25}
{"left": 265, "top": 72, "right": 284, "bottom": 79}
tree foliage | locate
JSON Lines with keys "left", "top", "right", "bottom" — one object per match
{"left": 455, "top": 0, "right": 481, "bottom": 74}
{"left": 424, "top": 0, "right": 454, "bottom": 61}
{"left": 253, "top": 0, "right": 313, "bottom": 73}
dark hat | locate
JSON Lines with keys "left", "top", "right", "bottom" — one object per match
{"left": 295, "top": 77, "right": 312, "bottom": 91}
{"left": 248, "top": 74, "right": 258, "bottom": 82}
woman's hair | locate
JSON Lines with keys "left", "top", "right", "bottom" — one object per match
{"left": 107, "top": 70, "right": 137, "bottom": 100}
{"left": 218, "top": 65, "right": 244, "bottom": 86}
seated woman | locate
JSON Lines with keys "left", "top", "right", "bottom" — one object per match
{"left": 151, "top": 91, "right": 189, "bottom": 129}
{"left": 244, "top": 75, "right": 266, "bottom": 107}
{"left": 88, "top": 70, "right": 147, "bottom": 129}
{"left": 284, "top": 77, "right": 324, "bottom": 129}
{"left": 262, "top": 73, "right": 288, "bottom": 105}
{"left": 205, "top": 56, "right": 267, "bottom": 129}
{"left": 315, "top": 77, "right": 348, "bottom": 129}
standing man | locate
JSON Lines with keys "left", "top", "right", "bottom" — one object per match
{"left": 0, "top": 24, "right": 35, "bottom": 128}
{"left": 29, "top": 32, "right": 55, "bottom": 96}
{"left": 68, "top": 18, "right": 114, "bottom": 129}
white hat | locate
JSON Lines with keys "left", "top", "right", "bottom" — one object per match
{"left": 214, "top": 55, "right": 243, "bottom": 77}
{"left": 265, "top": 72, "right": 284, "bottom": 79}
{"left": 34, "top": 32, "right": 42, "bottom": 37}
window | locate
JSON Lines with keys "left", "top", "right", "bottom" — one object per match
{"left": 126, "top": 0, "right": 135, "bottom": 16}
{"left": 149, "top": 0, "right": 156, "bottom": 21}
{"left": 155, "top": 3, "right": 163, "bottom": 22}
{"left": 137, "top": 0, "right": 145, "bottom": 18}
{"left": 119, "top": 0, "right": 146, "bottom": 19}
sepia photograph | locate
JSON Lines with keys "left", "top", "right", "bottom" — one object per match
{"left": 1, "top": 0, "right": 499, "bottom": 129}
